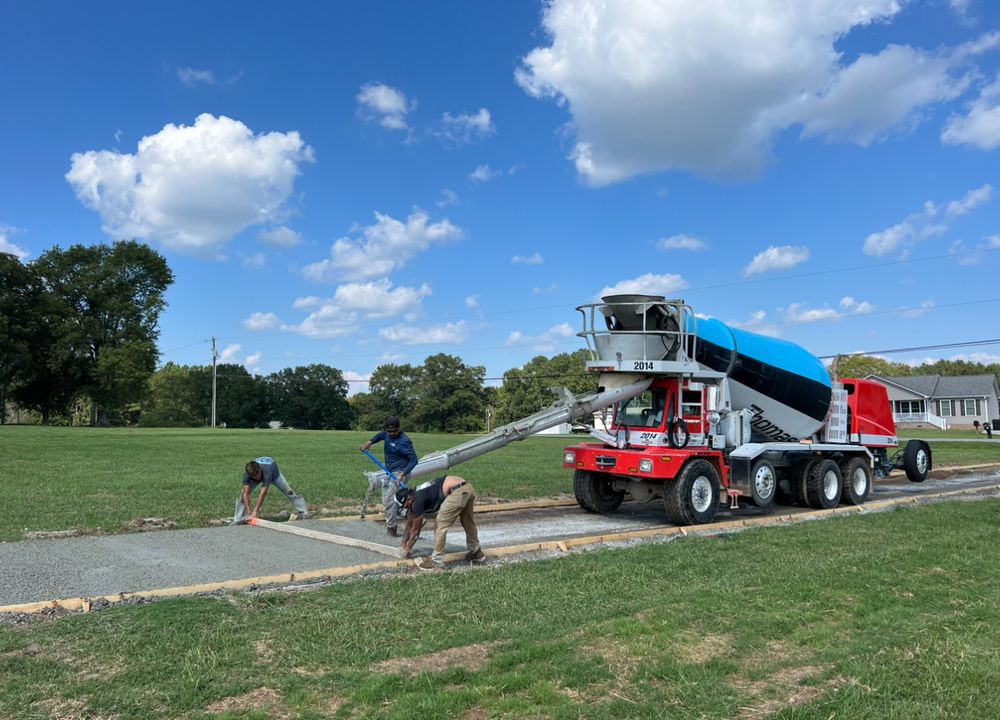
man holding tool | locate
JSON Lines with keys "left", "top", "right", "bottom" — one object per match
{"left": 233, "top": 457, "right": 309, "bottom": 524}
{"left": 359, "top": 416, "right": 418, "bottom": 536}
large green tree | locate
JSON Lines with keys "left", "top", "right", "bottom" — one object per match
{"left": 215, "top": 363, "right": 270, "bottom": 428}
{"left": 0, "top": 254, "right": 35, "bottom": 422}
{"left": 353, "top": 362, "right": 421, "bottom": 430}
{"left": 494, "top": 349, "right": 596, "bottom": 425}
{"left": 33, "top": 241, "right": 174, "bottom": 425}
{"left": 267, "top": 364, "right": 354, "bottom": 430}
{"left": 410, "top": 353, "right": 488, "bottom": 432}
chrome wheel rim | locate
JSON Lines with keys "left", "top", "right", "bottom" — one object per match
{"left": 823, "top": 469, "right": 839, "bottom": 500}
{"left": 753, "top": 465, "right": 775, "bottom": 500}
{"left": 851, "top": 466, "right": 868, "bottom": 496}
{"left": 692, "top": 476, "right": 713, "bottom": 513}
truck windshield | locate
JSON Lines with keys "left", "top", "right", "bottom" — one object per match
{"left": 614, "top": 390, "right": 667, "bottom": 428}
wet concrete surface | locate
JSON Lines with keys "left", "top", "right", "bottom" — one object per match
{"left": 2, "top": 469, "right": 998, "bottom": 608}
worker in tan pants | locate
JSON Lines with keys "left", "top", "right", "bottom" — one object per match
{"left": 397, "top": 475, "right": 485, "bottom": 569}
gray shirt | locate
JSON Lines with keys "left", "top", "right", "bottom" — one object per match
{"left": 242, "top": 457, "right": 280, "bottom": 486}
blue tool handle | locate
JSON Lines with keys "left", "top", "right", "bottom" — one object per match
{"left": 363, "top": 449, "right": 406, "bottom": 487}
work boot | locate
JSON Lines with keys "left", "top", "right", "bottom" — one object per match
{"left": 413, "top": 557, "right": 443, "bottom": 571}
{"left": 387, "top": 525, "right": 398, "bottom": 537}
{"left": 466, "top": 548, "right": 486, "bottom": 563}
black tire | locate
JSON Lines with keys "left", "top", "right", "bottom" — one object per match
{"left": 793, "top": 459, "right": 817, "bottom": 507}
{"left": 663, "top": 459, "right": 720, "bottom": 526}
{"left": 839, "top": 457, "right": 871, "bottom": 505}
{"left": 748, "top": 458, "right": 777, "bottom": 508}
{"left": 806, "top": 458, "right": 842, "bottom": 510}
{"left": 573, "top": 470, "right": 625, "bottom": 513}
{"left": 774, "top": 468, "right": 796, "bottom": 505}
{"left": 668, "top": 419, "right": 690, "bottom": 449}
{"left": 903, "top": 440, "right": 931, "bottom": 483}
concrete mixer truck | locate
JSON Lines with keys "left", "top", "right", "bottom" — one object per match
{"left": 563, "top": 295, "right": 932, "bottom": 525}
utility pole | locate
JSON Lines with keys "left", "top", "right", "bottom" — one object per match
{"left": 211, "top": 337, "right": 217, "bottom": 428}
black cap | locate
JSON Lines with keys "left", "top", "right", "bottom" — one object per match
{"left": 384, "top": 416, "right": 400, "bottom": 429}
{"left": 394, "top": 487, "right": 410, "bottom": 507}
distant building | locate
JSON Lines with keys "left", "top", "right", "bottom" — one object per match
{"left": 865, "top": 374, "right": 1000, "bottom": 430}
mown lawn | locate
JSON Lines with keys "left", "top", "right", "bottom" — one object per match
{"left": 4, "top": 425, "right": 999, "bottom": 541}
{"left": 1, "top": 499, "right": 998, "bottom": 719}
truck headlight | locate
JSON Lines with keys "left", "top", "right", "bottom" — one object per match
{"left": 564, "top": 451, "right": 576, "bottom": 465}
{"left": 639, "top": 459, "right": 653, "bottom": 472}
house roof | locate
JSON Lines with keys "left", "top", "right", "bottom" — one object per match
{"left": 868, "top": 374, "right": 1000, "bottom": 398}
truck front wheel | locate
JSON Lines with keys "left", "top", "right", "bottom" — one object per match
{"left": 664, "top": 459, "right": 720, "bottom": 526}
{"left": 573, "top": 470, "right": 625, "bottom": 513}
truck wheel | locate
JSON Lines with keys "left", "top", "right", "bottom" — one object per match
{"left": 793, "top": 459, "right": 817, "bottom": 507}
{"left": 903, "top": 440, "right": 931, "bottom": 483}
{"left": 806, "top": 459, "right": 842, "bottom": 510}
{"left": 749, "top": 458, "right": 777, "bottom": 508}
{"left": 774, "top": 469, "right": 796, "bottom": 505}
{"left": 573, "top": 470, "right": 625, "bottom": 513}
{"left": 663, "top": 459, "right": 720, "bottom": 525}
{"left": 839, "top": 457, "right": 871, "bottom": 505}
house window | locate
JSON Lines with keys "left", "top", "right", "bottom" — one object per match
{"left": 895, "top": 400, "right": 924, "bottom": 414}
{"left": 964, "top": 399, "right": 977, "bottom": 416}
{"left": 939, "top": 400, "right": 953, "bottom": 417}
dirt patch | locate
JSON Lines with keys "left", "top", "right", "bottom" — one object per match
{"left": 370, "top": 640, "right": 507, "bottom": 676}
{"left": 29, "top": 697, "right": 119, "bottom": 720}
{"left": 122, "top": 517, "right": 177, "bottom": 532}
{"left": 740, "top": 640, "right": 810, "bottom": 673}
{"left": 206, "top": 687, "right": 288, "bottom": 718}
{"left": 733, "top": 664, "right": 848, "bottom": 719}
{"left": 254, "top": 639, "right": 275, "bottom": 665}
{"left": 22, "top": 529, "right": 89, "bottom": 540}
{"left": 675, "top": 632, "right": 733, "bottom": 665}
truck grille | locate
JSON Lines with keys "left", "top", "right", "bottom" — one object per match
{"left": 595, "top": 455, "right": 617, "bottom": 468}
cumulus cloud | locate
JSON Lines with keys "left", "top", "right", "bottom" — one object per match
{"left": 468, "top": 164, "right": 501, "bottom": 183}
{"left": 343, "top": 370, "right": 371, "bottom": 397}
{"left": 380, "top": 320, "right": 468, "bottom": 345}
{"left": 65, "top": 114, "right": 314, "bottom": 256}
{"left": 244, "top": 351, "right": 262, "bottom": 374}
{"left": 727, "top": 310, "right": 782, "bottom": 338}
{"left": 505, "top": 322, "right": 576, "bottom": 352}
{"left": 465, "top": 295, "right": 479, "bottom": 309}
{"left": 899, "top": 299, "right": 936, "bottom": 319}
{"left": 436, "top": 188, "right": 459, "bottom": 207}
{"left": 436, "top": 108, "right": 496, "bottom": 144}
{"left": 516, "top": 1, "right": 996, "bottom": 184}
{"left": 219, "top": 344, "right": 242, "bottom": 363}
{"left": 656, "top": 234, "right": 708, "bottom": 251}
{"left": 511, "top": 252, "right": 544, "bottom": 265}
{"left": 243, "top": 312, "right": 280, "bottom": 331}
{"left": 840, "top": 296, "right": 875, "bottom": 314}
{"left": 782, "top": 303, "right": 841, "bottom": 324}
{"left": 176, "top": 67, "right": 216, "bottom": 86}
{"left": 283, "top": 280, "right": 431, "bottom": 338}
{"left": 598, "top": 272, "right": 687, "bottom": 299}
{"left": 743, "top": 245, "right": 810, "bottom": 277}
{"left": 942, "top": 73, "right": 1000, "bottom": 150}
{"left": 241, "top": 252, "right": 266, "bottom": 268}
{"left": 259, "top": 226, "right": 301, "bottom": 248}
{"left": 357, "top": 82, "right": 413, "bottom": 131}
{"left": 864, "top": 184, "right": 993, "bottom": 256}
{"left": 303, "top": 210, "right": 463, "bottom": 282}
{"left": 0, "top": 227, "right": 29, "bottom": 260}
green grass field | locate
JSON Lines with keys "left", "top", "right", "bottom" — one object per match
{"left": 4, "top": 425, "right": 999, "bottom": 542}
{"left": 1, "top": 500, "right": 999, "bottom": 719}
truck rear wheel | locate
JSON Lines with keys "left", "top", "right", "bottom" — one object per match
{"left": 839, "top": 457, "right": 871, "bottom": 505}
{"left": 806, "top": 458, "right": 842, "bottom": 510}
{"left": 903, "top": 440, "right": 931, "bottom": 483}
{"left": 663, "top": 459, "right": 720, "bottom": 526}
{"left": 748, "top": 458, "right": 777, "bottom": 507}
{"left": 793, "top": 459, "right": 817, "bottom": 507}
{"left": 573, "top": 470, "right": 625, "bottom": 513}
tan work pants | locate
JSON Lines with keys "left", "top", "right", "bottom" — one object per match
{"left": 431, "top": 483, "right": 480, "bottom": 564}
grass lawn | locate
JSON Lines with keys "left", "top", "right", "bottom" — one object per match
{"left": 4, "top": 425, "right": 999, "bottom": 542}
{"left": 1, "top": 499, "right": 998, "bottom": 719}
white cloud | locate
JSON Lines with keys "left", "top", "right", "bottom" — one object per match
{"left": 839, "top": 296, "right": 875, "bottom": 314}
{"left": 379, "top": 320, "right": 468, "bottom": 345}
{"left": 219, "top": 343, "right": 242, "bottom": 363}
{"left": 283, "top": 280, "right": 431, "bottom": 338}
{"left": 244, "top": 351, "right": 262, "bottom": 374}
{"left": 899, "top": 299, "right": 935, "bottom": 319}
{"left": 533, "top": 283, "right": 559, "bottom": 295}
{"left": 989, "top": 235, "right": 1000, "bottom": 248}
{"left": 357, "top": 82, "right": 413, "bottom": 131}
{"left": 465, "top": 295, "right": 479, "bottom": 309}
{"left": 942, "top": 73, "right": 1000, "bottom": 150}
{"left": 505, "top": 322, "right": 576, "bottom": 352}
{"left": 598, "top": 272, "right": 687, "bottom": 299}
{"left": 303, "top": 209, "right": 463, "bottom": 282}
{"left": 511, "top": 252, "right": 544, "bottom": 265}
{"left": 343, "top": 370, "right": 371, "bottom": 397}
{"left": 436, "top": 108, "right": 496, "bottom": 144}
{"left": 517, "top": 1, "right": 994, "bottom": 184}
{"left": 946, "top": 183, "right": 993, "bottom": 216}
{"left": 864, "top": 184, "right": 994, "bottom": 256}
{"left": 743, "top": 245, "right": 810, "bottom": 277}
{"left": 468, "top": 164, "right": 501, "bottom": 183}
{"left": 243, "top": 312, "right": 280, "bottom": 331}
{"left": 65, "top": 114, "right": 314, "bottom": 256}
{"left": 241, "top": 252, "right": 266, "bottom": 268}
{"left": 0, "top": 227, "right": 29, "bottom": 261}
{"left": 782, "top": 303, "right": 841, "bottom": 324}
{"left": 176, "top": 67, "right": 216, "bottom": 86}
{"left": 727, "top": 310, "right": 782, "bottom": 338}
{"left": 656, "top": 234, "right": 708, "bottom": 251}
{"left": 259, "top": 226, "right": 301, "bottom": 248}
{"left": 436, "top": 188, "right": 459, "bottom": 207}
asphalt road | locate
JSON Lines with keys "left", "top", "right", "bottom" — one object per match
{"left": 2, "top": 468, "right": 999, "bottom": 610}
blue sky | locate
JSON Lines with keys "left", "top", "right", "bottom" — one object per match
{"left": 2, "top": 1, "right": 999, "bottom": 394}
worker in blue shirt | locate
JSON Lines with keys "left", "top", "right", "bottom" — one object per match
{"left": 359, "top": 416, "right": 418, "bottom": 536}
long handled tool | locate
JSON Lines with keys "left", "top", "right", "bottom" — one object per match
{"left": 359, "top": 450, "right": 404, "bottom": 520}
